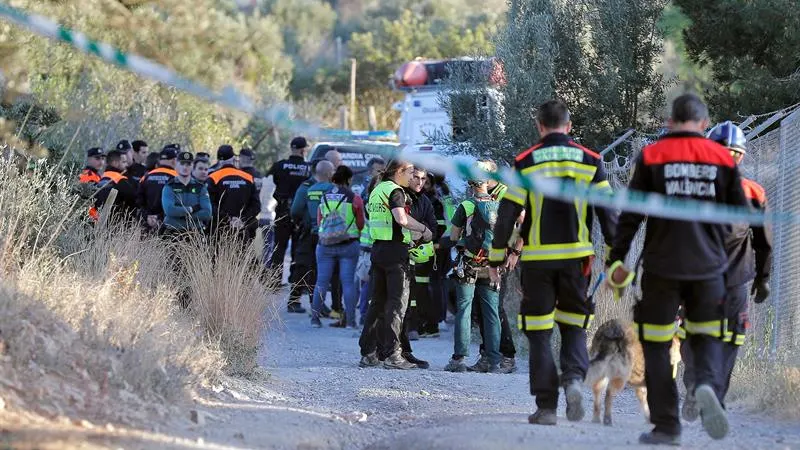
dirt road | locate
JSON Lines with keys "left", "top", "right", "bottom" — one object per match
{"left": 185, "top": 310, "right": 800, "bottom": 450}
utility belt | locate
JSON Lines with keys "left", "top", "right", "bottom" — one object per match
{"left": 450, "top": 248, "right": 492, "bottom": 285}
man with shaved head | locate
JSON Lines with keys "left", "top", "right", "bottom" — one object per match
{"left": 325, "top": 150, "right": 343, "bottom": 168}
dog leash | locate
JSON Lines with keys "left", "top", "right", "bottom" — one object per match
{"left": 587, "top": 272, "right": 606, "bottom": 309}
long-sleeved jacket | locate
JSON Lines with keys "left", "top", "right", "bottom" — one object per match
{"left": 724, "top": 177, "right": 773, "bottom": 287}
{"left": 409, "top": 189, "right": 438, "bottom": 237}
{"left": 161, "top": 177, "right": 212, "bottom": 232}
{"left": 303, "top": 181, "right": 334, "bottom": 233}
{"left": 206, "top": 163, "right": 261, "bottom": 238}
{"left": 425, "top": 190, "right": 447, "bottom": 241}
{"left": 137, "top": 165, "right": 177, "bottom": 221}
{"left": 290, "top": 178, "right": 314, "bottom": 227}
{"left": 489, "top": 133, "right": 617, "bottom": 268}
{"left": 126, "top": 163, "right": 147, "bottom": 182}
{"left": 242, "top": 166, "right": 264, "bottom": 194}
{"left": 608, "top": 132, "right": 748, "bottom": 280}
{"left": 94, "top": 167, "right": 139, "bottom": 220}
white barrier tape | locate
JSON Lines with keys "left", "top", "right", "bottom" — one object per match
{"left": 1, "top": 3, "right": 796, "bottom": 226}
{"left": 372, "top": 147, "right": 797, "bottom": 226}
{"left": 0, "top": 3, "right": 329, "bottom": 137}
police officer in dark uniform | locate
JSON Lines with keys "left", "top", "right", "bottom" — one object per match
{"left": 607, "top": 95, "right": 748, "bottom": 444}
{"left": 138, "top": 144, "right": 179, "bottom": 234}
{"left": 266, "top": 137, "right": 312, "bottom": 275}
{"left": 488, "top": 99, "right": 618, "bottom": 427}
{"left": 207, "top": 145, "right": 261, "bottom": 241}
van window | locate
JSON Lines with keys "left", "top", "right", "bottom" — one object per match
{"left": 309, "top": 144, "right": 390, "bottom": 196}
{"left": 450, "top": 93, "right": 491, "bottom": 141}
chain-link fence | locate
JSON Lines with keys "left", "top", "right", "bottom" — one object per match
{"left": 741, "top": 108, "right": 800, "bottom": 363}
{"left": 590, "top": 109, "right": 800, "bottom": 364}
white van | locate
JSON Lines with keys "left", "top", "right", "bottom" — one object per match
{"left": 391, "top": 57, "right": 505, "bottom": 147}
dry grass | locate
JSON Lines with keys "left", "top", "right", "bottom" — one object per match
{"left": 178, "top": 231, "right": 280, "bottom": 377}
{"left": 0, "top": 153, "right": 277, "bottom": 426}
{"left": 729, "top": 357, "right": 800, "bottom": 420}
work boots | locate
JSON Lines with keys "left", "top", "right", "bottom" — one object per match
{"left": 564, "top": 380, "right": 585, "bottom": 422}
{"left": 444, "top": 357, "right": 467, "bottom": 373}
{"left": 696, "top": 384, "right": 729, "bottom": 440}
{"left": 528, "top": 408, "right": 557, "bottom": 426}
{"left": 467, "top": 355, "right": 490, "bottom": 373}
{"left": 383, "top": 353, "right": 417, "bottom": 370}
{"left": 287, "top": 302, "right": 306, "bottom": 314}
{"left": 638, "top": 430, "right": 681, "bottom": 446}
{"left": 358, "top": 352, "right": 381, "bottom": 368}
{"left": 402, "top": 352, "right": 429, "bottom": 369}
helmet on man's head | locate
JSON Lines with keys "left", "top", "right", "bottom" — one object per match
{"left": 468, "top": 160, "right": 495, "bottom": 187}
{"left": 707, "top": 121, "right": 747, "bottom": 153}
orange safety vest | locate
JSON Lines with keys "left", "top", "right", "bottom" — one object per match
{"left": 79, "top": 168, "right": 102, "bottom": 220}
{"left": 101, "top": 171, "right": 127, "bottom": 184}
{"left": 208, "top": 166, "right": 254, "bottom": 184}
{"left": 92, "top": 171, "right": 128, "bottom": 221}
{"left": 79, "top": 168, "right": 101, "bottom": 184}
{"left": 141, "top": 166, "right": 177, "bottom": 182}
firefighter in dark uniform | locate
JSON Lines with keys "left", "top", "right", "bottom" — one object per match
{"left": 78, "top": 147, "right": 105, "bottom": 222}
{"left": 207, "top": 144, "right": 261, "bottom": 242}
{"left": 680, "top": 121, "right": 773, "bottom": 422}
{"left": 607, "top": 95, "right": 749, "bottom": 445}
{"left": 488, "top": 99, "right": 617, "bottom": 426}
{"left": 138, "top": 145, "right": 179, "bottom": 233}
{"left": 266, "top": 137, "right": 312, "bottom": 278}
{"left": 94, "top": 149, "right": 139, "bottom": 222}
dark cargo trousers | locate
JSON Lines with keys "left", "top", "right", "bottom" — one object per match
{"left": 359, "top": 261, "right": 411, "bottom": 359}
{"left": 519, "top": 262, "right": 593, "bottom": 410}
{"left": 636, "top": 271, "right": 726, "bottom": 436}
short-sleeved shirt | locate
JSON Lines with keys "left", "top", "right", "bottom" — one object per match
{"left": 371, "top": 187, "right": 411, "bottom": 265}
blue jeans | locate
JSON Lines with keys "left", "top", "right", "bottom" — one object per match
{"left": 312, "top": 240, "right": 359, "bottom": 326}
{"left": 454, "top": 278, "right": 501, "bottom": 365}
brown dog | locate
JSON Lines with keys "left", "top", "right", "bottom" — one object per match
{"left": 585, "top": 318, "right": 681, "bottom": 426}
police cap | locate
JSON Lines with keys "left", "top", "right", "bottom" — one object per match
{"left": 290, "top": 137, "right": 308, "bottom": 149}
{"left": 160, "top": 144, "right": 180, "bottom": 160}
{"left": 87, "top": 147, "right": 105, "bottom": 158}
{"left": 217, "top": 144, "right": 235, "bottom": 161}
{"left": 116, "top": 139, "right": 132, "bottom": 152}
{"left": 177, "top": 151, "right": 194, "bottom": 163}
